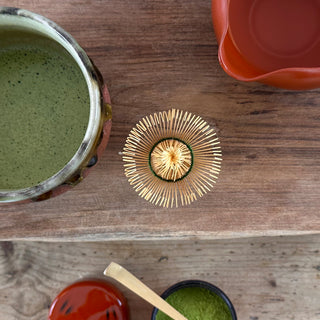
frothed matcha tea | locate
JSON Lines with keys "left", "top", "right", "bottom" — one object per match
{"left": 0, "top": 28, "right": 90, "bottom": 190}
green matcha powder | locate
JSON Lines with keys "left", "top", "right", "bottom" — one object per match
{"left": 156, "top": 287, "right": 233, "bottom": 320}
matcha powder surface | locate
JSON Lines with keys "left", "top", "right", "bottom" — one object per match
{"left": 156, "top": 287, "right": 233, "bottom": 320}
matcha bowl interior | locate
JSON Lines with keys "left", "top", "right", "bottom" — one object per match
{"left": 0, "top": 7, "right": 112, "bottom": 203}
{"left": 212, "top": 0, "right": 320, "bottom": 90}
{"left": 151, "top": 280, "right": 237, "bottom": 320}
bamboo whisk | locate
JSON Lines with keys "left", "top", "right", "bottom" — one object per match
{"left": 123, "top": 108, "right": 222, "bottom": 208}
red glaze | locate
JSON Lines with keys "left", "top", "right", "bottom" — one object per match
{"left": 48, "top": 279, "right": 129, "bottom": 320}
{"left": 212, "top": 0, "right": 320, "bottom": 90}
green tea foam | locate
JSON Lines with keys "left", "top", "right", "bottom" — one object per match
{"left": 0, "top": 29, "right": 90, "bottom": 190}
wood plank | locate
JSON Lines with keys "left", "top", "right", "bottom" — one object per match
{"left": 0, "top": 235, "right": 319, "bottom": 319}
{"left": 1, "top": 0, "right": 320, "bottom": 240}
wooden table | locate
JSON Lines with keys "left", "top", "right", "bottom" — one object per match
{"left": 1, "top": 0, "right": 320, "bottom": 240}
{"left": 1, "top": 2, "right": 320, "bottom": 319}
{"left": 0, "top": 235, "right": 319, "bottom": 320}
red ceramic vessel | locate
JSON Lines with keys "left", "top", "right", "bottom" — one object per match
{"left": 212, "top": 0, "right": 320, "bottom": 90}
{"left": 48, "top": 279, "right": 129, "bottom": 320}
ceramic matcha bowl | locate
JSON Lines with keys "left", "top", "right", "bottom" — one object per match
{"left": 0, "top": 7, "right": 112, "bottom": 203}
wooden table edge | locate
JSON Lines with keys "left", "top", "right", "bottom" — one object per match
{"left": 1, "top": 230, "right": 319, "bottom": 242}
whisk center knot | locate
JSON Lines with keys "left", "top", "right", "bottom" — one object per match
{"left": 149, "top": 138, "right": 193, "bottom": 182}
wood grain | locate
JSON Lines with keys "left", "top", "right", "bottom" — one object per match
{"left": 1, "top": 0, "right": 320, "bottom": 240}
{"left": 0, "top": 235, "right": 319, "bottom": 319}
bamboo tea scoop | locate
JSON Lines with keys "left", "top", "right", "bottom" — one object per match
{"left": 104, "top": 262, "right": 188, "bottom": 320}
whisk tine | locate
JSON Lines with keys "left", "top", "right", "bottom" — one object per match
{"left": 123, "top": 108, "right": 222, "bottom": 207}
